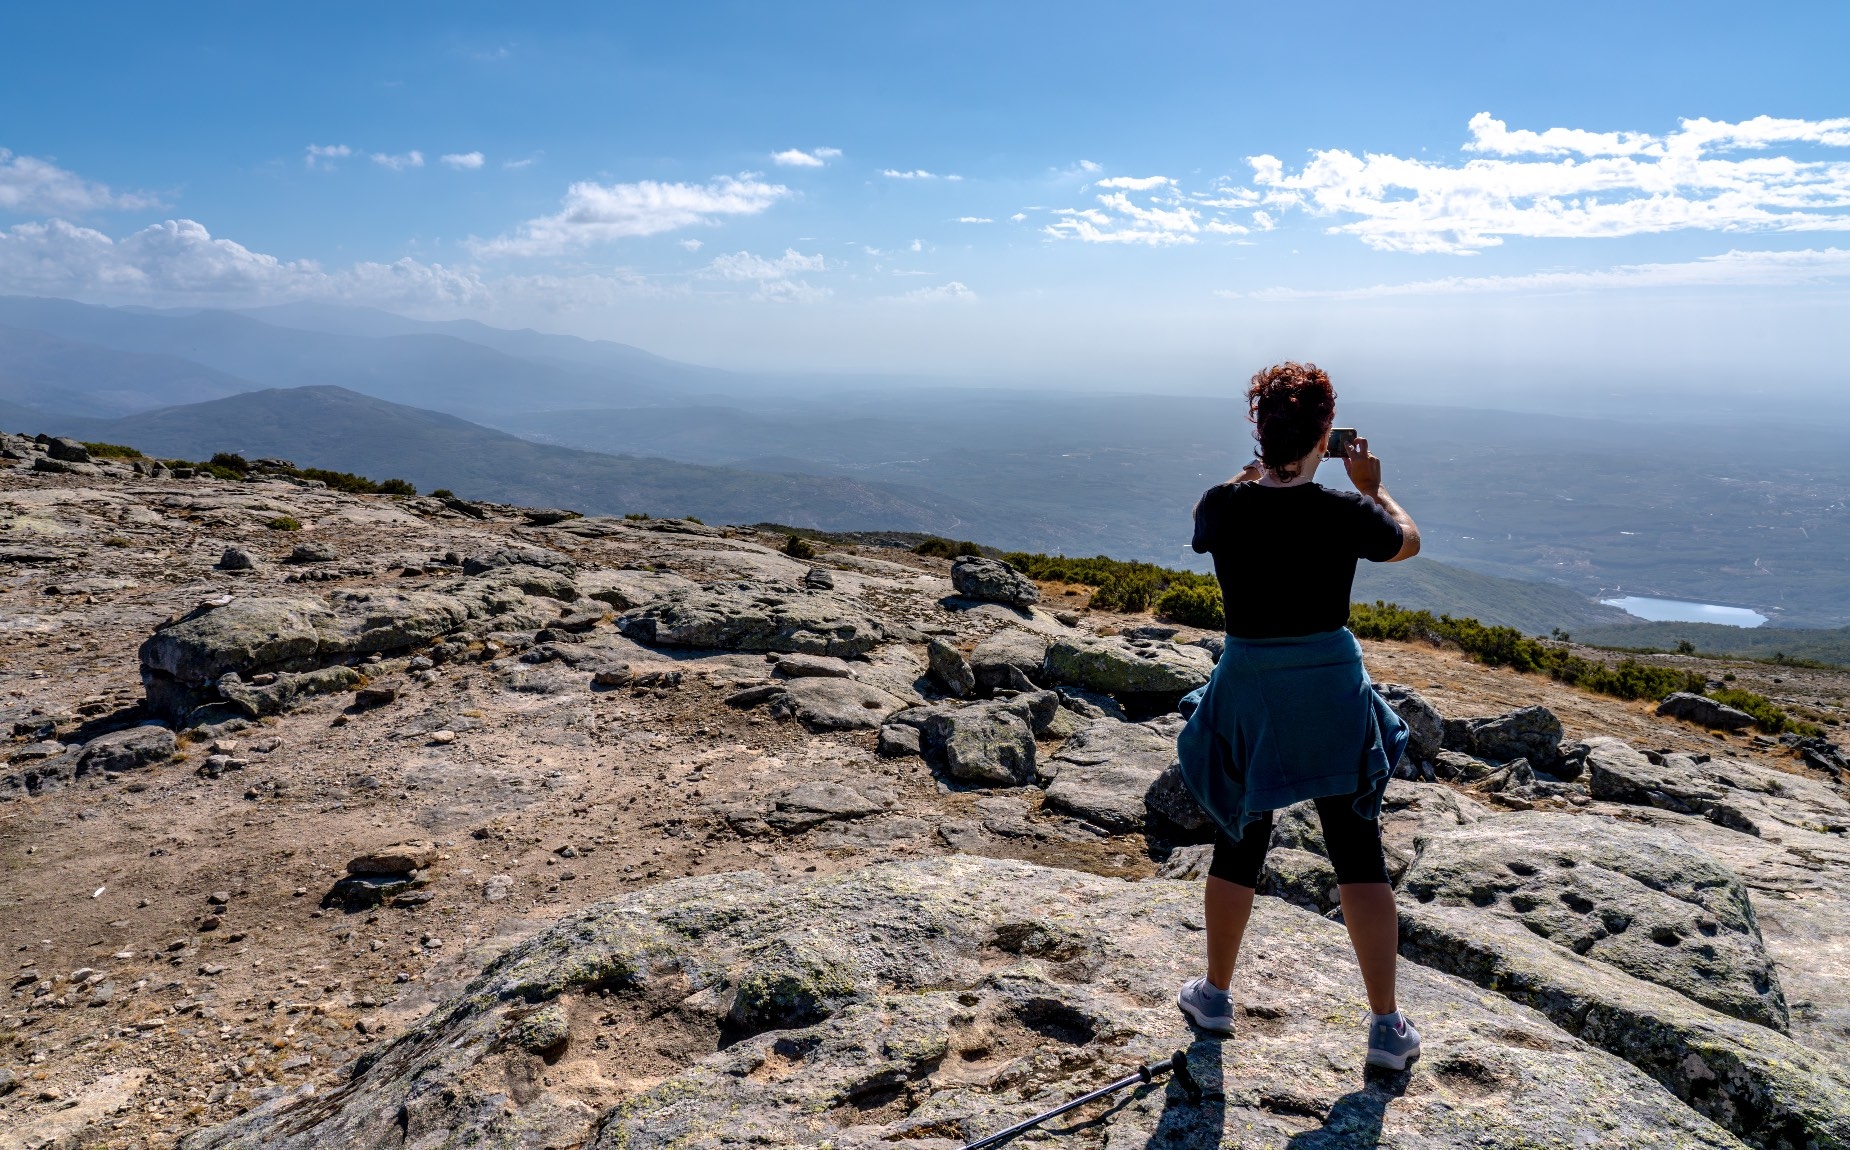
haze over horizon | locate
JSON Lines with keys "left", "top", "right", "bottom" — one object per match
{"left": 2, "top": 2, "right": 1847, "bottom": 415}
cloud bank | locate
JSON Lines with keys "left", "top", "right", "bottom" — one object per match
{"left": 0, "top": 149, "right": 159, "bottom": 214}
{"left": 1247, "top": 112, "right": 1850, "bottom": 254}
{"left": 476, "top": 174, "right": 791, "bottom": 256}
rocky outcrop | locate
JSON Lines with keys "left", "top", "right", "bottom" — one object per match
{"left": 969, "top": 628, "right": 1047, "bottom": 693}
{"left": 75, "top": 724, "right": 177, "bottom": 773}
{"left": 617, "top": 581, "right": 887, "bottom": 657}
{"left": 949, "top": 555, "right": 1039, "bottom": 607}
{"left": 1040, "top": 719, "right": 1177, "bottom": 833}
{"left": 1659, "top": 692, "right": 1758, "bottom": 731}
{"left": 1400, "top": 902, "right": 1848, "bottom": 1150}
{"left": 1376, "top": 683, "right": 1444, "bottom": 765}
{"left": 921, "top": 692, "right": 1059, "bottom": 786}
{"left": 138, "top": 565, "right": 579, "bottom": 720}
{"left": 1444, "top": 704, "right": 1565, "bottom": 771}
{"left": 1042, "top": 633, "right": 1213, "bottom": 698}
{"left": 183, "top": 857, "right": 1758, "bottom": 1150}
{"left": 1581, "top": 736, "right": 1850, "bottom": 835}
{"left": 1401, "top": 810, "right": 1789, "bottom": 1029}
{"left": 925, "top": 637, "right": 975, "bottom": 697}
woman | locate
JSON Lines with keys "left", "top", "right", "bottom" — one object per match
{"left": 1174, "top": 360, "right": 1425, "bottom": 1071}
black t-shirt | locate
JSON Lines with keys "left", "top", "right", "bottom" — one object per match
{"left": 1192, "top": 481, "right": 1403, "bottom": 639}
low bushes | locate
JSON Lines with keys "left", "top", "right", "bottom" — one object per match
{"left": 1707, "top": 687, "right": 1821, "bottom": 736}
{"left": 1001, "top": 551, "right": 1222, "bottom": 621}
{"left": 1348, "top": 601, "right": 1706, "bottom": 701}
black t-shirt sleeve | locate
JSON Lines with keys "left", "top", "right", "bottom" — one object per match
{"left": 1340, "top": 491, "right": 1404, "bottom": 562}
{"left": 1191, "top": 484, "right": 1231, "bottom": 554}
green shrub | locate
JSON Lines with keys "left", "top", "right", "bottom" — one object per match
{"left": 1348, "top": 600, "right": 1708, "bottom": 703}
{"left": 1155, "top": 583, "right": 1224, "bottom": 629}
{"left": 266, "top": 516, "right": 302, "bottom": 531}
{"left": 376, "top": 478, "right": 417, "bottom": 496}
{"left": 913, "top": 537, "right": 985, "bottom": 559}
{"left": 209, "top": 452, "right": 251, "bottom": 473}
{"left": 1706, "top": 688, "right": 1822, "bottom": 736}
{"left": 430, "top": 488, "right": 454, "bottom": 499}
{"left": 685, "top": 516, "right": 704, "bottom": 525}
{"left": 784, "top": 534, "right": 817, "bottom": 560}
{"left": 1000, "top": 551, "right": 1220, "bottom": 617}
{"left": 81, "top": 441, "right": 142, "bottom": 459}
{"left": 624, "top": 512, "right": 651, "bottom": 521}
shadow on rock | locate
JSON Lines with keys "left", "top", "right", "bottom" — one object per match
{"left": 1282, "top": 1069, "right": 1409, "bottom": 1150}
{"left": 1144, "top": 1037, "right": 1225, "bottom": 1149}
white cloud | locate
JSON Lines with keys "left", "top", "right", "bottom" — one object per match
{"left": 752, "top": 278, "right": 832, "bottom": 304}
{"left": 701, "top": 247, "right": 828, "bottom": 303}
{"left": 1219, "top": 247, "right": 1850, "bottom": 300}
{"left": 679, "top": 238, "right": 704, "bottom": 251}
{"left": 892, "top": 280, "right": 975, "bottom": 302}
{"left": 441, "top": 151, "right": 485, "bottom": 170}
{"left": 0, "top": 215, "right": 666, "bottom": 313}
{"left": 772, "top": 147, "right": 842, "bottom": 167}
{"left": 705, "top": 248, "right": 826, "bottom": 281}
{"left": 956, "top": 216, "right": 994, "bottom": 224}
{"left": 1246, "top": 112, "right": 1850, "bottom": 254}
{"left": 909, "top": 239, "right": 922, "bottom": 252}
{"left": 1095, "top": 175, "right": 1171, "bottom": 190}
{"left": 0, "top": 149, "right": 160, "bottom": 214}
{"left": 1009, "top": 212, "right": 1027, "bottom": 223}
{"left": 1077, "top": 160, "right": 1101, "bottom": 173}
{"left": 882, "top": 169, "right": 956, "bottom": 180}
{"left": 304, "top": 144, "right": 353, "bottom": 171}
{"left": 1043, "top": 172, "right": 1257, "bottom": 246}
{"left": 371, "top": 150, "right": 425, "bottom": 171}
{"left": 474, "top": 173, "right": 791, "bottom": 256}
{"left": 502, "top": 157, "right": 536, "bottom": 171}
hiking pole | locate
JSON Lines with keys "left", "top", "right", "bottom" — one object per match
{"left": 961, "top": 1050, "right": 1203, "bottom": 1150}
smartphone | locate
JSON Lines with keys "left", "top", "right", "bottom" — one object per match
{"left": 1324, "top": 428, "right": 1357, "bottom": 459}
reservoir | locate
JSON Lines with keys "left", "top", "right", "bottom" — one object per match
{"left": 1601, "top": 596, "right": 1768, "bottom": 628}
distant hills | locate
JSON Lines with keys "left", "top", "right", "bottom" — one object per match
{"left": 1572, "top": 620, "right": 1850, "bottom": 667}
{"left": 36, "top": 386, "right": 987, "bottom": 532}
{"left": 5, "top": 293, "right": 1846, "bottom": 630}
{"left": 0, "top": 296, "right": 692, "bottom": 418}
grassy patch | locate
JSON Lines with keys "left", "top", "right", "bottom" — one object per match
{"left": 783, "top": 534, "right": 817, "bottom": 560}
{"left": 80, "top": 441, "right": 143, "bottom": 459}
{"left": 267, "top": 516, "right": 302, "bottom": 531}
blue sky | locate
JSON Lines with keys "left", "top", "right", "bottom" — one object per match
{"left": 2, "top": 2, "right": 1847, "bottom": 402}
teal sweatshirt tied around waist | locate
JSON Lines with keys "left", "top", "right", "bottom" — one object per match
{"left": 1176, "top": 628, "right": 1408, "bottom": 843}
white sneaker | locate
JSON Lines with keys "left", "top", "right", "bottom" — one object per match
{"left": 1177, "top": 976, "right": 1235, "bottom": 1034}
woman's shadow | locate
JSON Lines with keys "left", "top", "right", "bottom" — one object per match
{"left": 1143, "top": 1038, "right": 1410, "bottom": 1148}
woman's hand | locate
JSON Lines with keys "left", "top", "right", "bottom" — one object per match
{"left": 1344, "top": 437, "right": 1382, "bottom": 498}
{"left": 1234, "top": 460, "right": 1264, "bottom": 484}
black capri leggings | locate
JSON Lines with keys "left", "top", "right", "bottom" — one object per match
{"left": 1207, "top": 791, "right": 1389, "bottom": 887}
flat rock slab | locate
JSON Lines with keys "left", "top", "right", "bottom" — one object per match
{"left": 1400, "top": 901, "right": 1850, "bottom": 1150}
{"left": 1044, "top": 633, "right": 1213, "bottom": 697}
{"left": 138, "top": 565, "right": 577, "bottom": 720}
{"left": 1582, "top": 736, "right": 1850, "bottom": 836}
{"left": 617, "top": 581, "right": 888, "bottom": 657}
{"left": 768, "top": 677, "right": 908, "bottom": 731}
{"left": 970, "top": 627, "right": 1048, "bottom": 692}
{"left": 1041, "top": 719, "right": 1177, "bottom": 833}
{"left": 184, "top": 856, "right": 1752, "bottom": 1150}
{"left": 1403, "top": 810, "right": 1789, "bottom": 1030}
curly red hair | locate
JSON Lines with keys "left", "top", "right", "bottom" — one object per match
{"left": 1248, "top": 361, "right": 1336, "bottom": 480}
